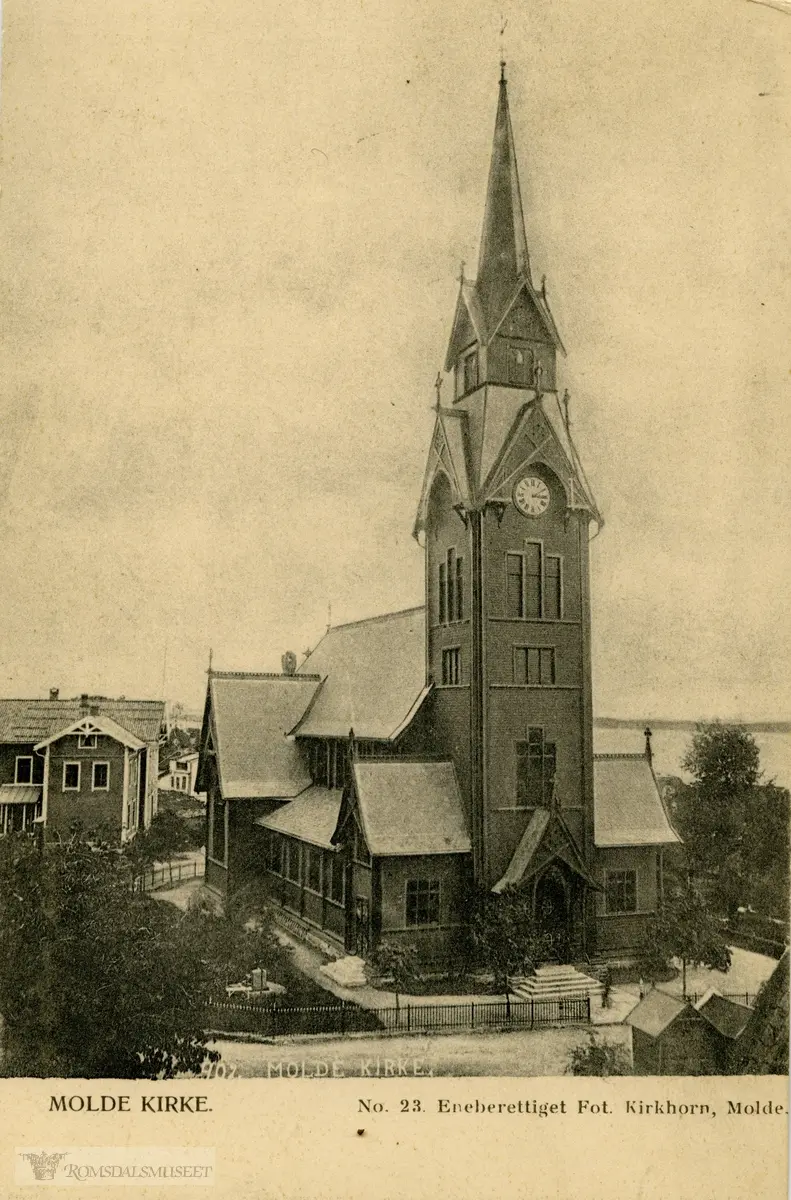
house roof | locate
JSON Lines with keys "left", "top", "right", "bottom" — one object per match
{"left": 0, "top": 784, "right": 42, "bottom": 806}
{"left": 695, "top": 990, "right": 753, "bottom": 1040}
{"left": 256, "top": 787, "right": 343, "bottom": 850}
{"left": 34, "top": 714, "right": 146, "bottom": 752}
{"left": 208, "top": 672, "right": 321, "bottom": 799}
{"left": 626, "top": 988, "right": 689, "bottom": 1038}
{"left": 0, "top": 698, "right": 164, "bottom": 745}
{"left": 593, "top": 754, "right": 681, "bottom": 847}
{"left": 293, "top": 608, "right": 428, "bottom": 741}
{"left": 351, "top": 760, "right": 471, "bottom": 856}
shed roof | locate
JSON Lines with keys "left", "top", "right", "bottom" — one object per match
{"left": 0, "top": 698, "right": 164, "bottom": 745}
{"left": 209, "top": 673, "right": 320, "bottom": 799}
{"left": 294, "top": 608, "right": 428, "bottom": 741}
{"left": 352, "top": 760, "right": 471, "bottom": 856}
{"left": 0, "top": 785, "right": 42, "bottom": 806}
{"left": 626, "top": 989, "right": 689, "bottom": 1038}
{"left": 593, "top": 754, "right": 681, "bottom": 847}
{"left": 257, "top": 787, "right": 343, "bottom": 850}
{"left": 695, "top": 990, "right": 753, "bottom": 1040}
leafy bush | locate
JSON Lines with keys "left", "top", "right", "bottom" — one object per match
{"left": 568, "top": 1036, "right": 630, "bottom": 1076}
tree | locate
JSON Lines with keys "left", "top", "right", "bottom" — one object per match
{"left": 672, "top": 723, "right": 789, "bottom": 920}
{"left": 0, "top": 833, "right": 220, "bottom": 1077}
{"left": 470, "top": 887, "right": 556, "bottom": 1006}
{"left": 639, "top": 879, "right": 731, "bottom": 998}
{"left": 368, "top": 941, "right": 417, "bottom": 1011}
{"left": 568, "top": 1034, "right": 630, "bottom": 1076}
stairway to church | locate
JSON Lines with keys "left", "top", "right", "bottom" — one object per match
{"left": 510, "top": 964, "right": 603, "bottom": 1002}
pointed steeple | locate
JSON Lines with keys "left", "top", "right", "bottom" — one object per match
{"left": 475, "top": 65, "right": 530, "bottom": 327}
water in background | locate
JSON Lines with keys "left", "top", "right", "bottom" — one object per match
{"left": 593, "top": 723, "right": 791, "bottom": 790}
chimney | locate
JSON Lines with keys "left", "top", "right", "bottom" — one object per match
{"left": 644, "top": 726, "right": 653, "bottom": 765}
{"left": 49, "top": 688, "right": 59, "bottom": 701}
{"left": 79, "top": 693, "right": 89, "bottom": 712}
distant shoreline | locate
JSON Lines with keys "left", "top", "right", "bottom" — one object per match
{"left": 595, "top": 718, "right": 791, "bottom": 734}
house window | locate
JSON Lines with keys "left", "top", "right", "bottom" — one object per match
{"left": 462, "top": 349, "right": 478, "bottom": 394}
{"left": 63, "top": 762, "right": 81, "bottom": 791}
{"left": 513, "top": 646, "right": 556, "bottom": 686}
{"left": 92, "top": 762, "right": 110, "bottom": 791}
{"left": 441, "top": 646, "right": 461, "bottom": 686}
{"left": 78, "top": 734, "right": 98, "bottom": 749}
{"left": 507, "top": 342, "right": 533, "bottom": 386}
{"left": 505, "top": 545, "right": 563, "bottom": 620}
{"left": 406, "top": 879, "right": 441, "bottom": 927}
{"left": 306, "top": 846, "right": 322, "bottom": 893}
{"left": 14, "top": 756, "right": 33, "bottom": 785}
{"left": 605, "top": 870, "right": 637, "bottom": 914}
{"left": 455, "top": 553, "right": 464, "bottom": 619}
{"left": 515, "top": 729, "right": 556, "bottom": 807}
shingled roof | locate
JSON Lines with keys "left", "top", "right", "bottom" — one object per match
{"left": 593, "top": 754, "right": 681, "bottom": 847}
{"left": 207, "top": 673, "right": 321, "bottom": 800}
{"left": 257, "top": 787, "right": 342, "bottom": 850}
{"left": 293, "top": 607, "right": 428, "bottom": 741}
{"left": 351, "top": 760, "right": 471, "bottom": 856}
{"left": 0, "top": 698, "right": 164, "bottom": 745}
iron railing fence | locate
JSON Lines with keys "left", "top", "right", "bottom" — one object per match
{"left": 204, "top": 994, "right": 591, "bottom": 1039}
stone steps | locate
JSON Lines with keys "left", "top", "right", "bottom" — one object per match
{"left": 320, "top": 956, "right": 368, "bottom": 988}
{"left": 511, "top": 964, "right": 603, "bottom": 1001}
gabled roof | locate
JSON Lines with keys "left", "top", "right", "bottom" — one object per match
{"left": 492, "top": 806, "right": 599, "bottom": 894}
{"left": 34, "top": 714, "right": 145, "bottom": 752}
{"left": 626, "top": 989, "right": 690, "bottom": 1038}
{"left": 350, "top": 760, "right": 471, "bottom": 856}
{"left": 0, "top": 698, "right": 164, "bottom": 745}
{"left": 694, "top": 990, "right": 752, "bottom": 1040}
{"left": 593, "top": 754, "right": 681, "bottom": 847}
{"left": 293, "top": 608, "right": 428, "bottom": 741}
{"left": 207, "top": 672, "right": 321, "bottom": 800}
{"left": 257, "top": 786, "right": 343, "bottom": 850}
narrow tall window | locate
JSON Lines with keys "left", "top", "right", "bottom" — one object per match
{"left": 513, "top": 646, "right": 556, "bottom": 685}
{"left": 446, "top": 548, "right": 455, "bottom": 622}
{"left": 515, "top": 728, "right": 556, "bottom": 807}
{"left": 442, "top": 647, "right": 461, "bottom": 686}
{"left": 545, "top": 555, "right": 562, "bottom": 620}
{"left": 506, "top": 554, "right": 524, "bottom": 618}
{"left": 438, "top": 561, "right": 447, "bottom": 624}
{"left": 463, "top": 349, "right": 478, "bottom": 394}
{"left": 507, "top": 343, "right": 533, "bottom": 385}
{"left": 455, "top": 554, "right": 464, "bottom": 620}
{"left": 525, "top": 542, "right": 542, "bottom": 618}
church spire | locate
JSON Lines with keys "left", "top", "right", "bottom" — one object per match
{"left": 476, "top": 67, "right": 531, "bottom": 327}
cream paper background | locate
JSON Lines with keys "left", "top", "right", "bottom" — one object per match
{"left": 0, "top": 0, "right": 789, "bottom": 1194}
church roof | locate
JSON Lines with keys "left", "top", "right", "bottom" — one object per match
{"left": 593, "top": 754, "right": 681, "bottom": 847}
{"left": 293, "top": 607, "right": 428, "bottom": 741}
{"left": 0, "top": 697, "right": 164, "bottom": 745}
{"left": 351, "top": 760, "right": 471, "bottom": 856}
{"left": 256, "top": 786, "right": 343, "bottom": 850}
{"left": 207, "top": 672, "right": 320, "bottom": 799}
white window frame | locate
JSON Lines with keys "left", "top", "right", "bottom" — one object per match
{"left": 92, "top": 761, "right": 110, "bottom": 791}
{"left": 63, "top": 761, "right": 81, "bottom": 791}
{"left": 14, "top": 756, "right": 34, "bottom": 785}
{"left": 78, "top": 733, "right": 98, "bottom": 749}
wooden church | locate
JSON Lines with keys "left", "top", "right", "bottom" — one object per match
{"left": 197, "top": 69, "right": 680, "bottom": 968}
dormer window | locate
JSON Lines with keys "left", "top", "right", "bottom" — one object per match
{"left": 456, "top": 348, "right": 479, "bottom": 398}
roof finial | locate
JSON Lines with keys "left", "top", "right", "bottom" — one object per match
{"left": 644, "top": 726, "right": 653, "bottom": 765}
{"left": 459, "top": 258, "right": 466, "bottom": 283}
{"left": 499, "top": 14, "right": 508, "bottom": 83}
{"left": 207, "top": 647, "right": 214, "bottom": 676}
{"left": 434, "top": 372, "right": 443, "bottom": 409}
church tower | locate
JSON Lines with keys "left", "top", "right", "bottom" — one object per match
{"left": 415, "top": 67, "right": 603, "bottom": 955}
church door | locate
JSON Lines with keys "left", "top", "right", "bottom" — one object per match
{"left": 534, "top": 868, "right": 571, "bottom": 962}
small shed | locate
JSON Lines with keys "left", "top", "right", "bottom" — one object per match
{"left": 627, "top": 988, "right": 719, "bottom": 1075}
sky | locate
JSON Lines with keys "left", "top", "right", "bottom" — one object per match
{"left": 1, "top": 0, "right": 790, "bottom": 720}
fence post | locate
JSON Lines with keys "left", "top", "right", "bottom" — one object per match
{"left": 586, "top": 996, "right": 591, "bottom": 1023}
{"left": 530, "top": 998, "right": 534, "bottom": 1030}
{"left": 471, "top": 1002, "right": 475, "bottom": 1030}
{"left": 340, "top": 1002, "right": 345, "bottom": 1035}
{"left": 407, "top": 1004, "right": 411, "bottom": 1033}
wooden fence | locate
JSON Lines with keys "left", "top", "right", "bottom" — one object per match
{"left": 205, "top": 995, "right": 591, "bottom": 1039}
{"left": 136, "top": 859, "right": 205, "bottom": 893}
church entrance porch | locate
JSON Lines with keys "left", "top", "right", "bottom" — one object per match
{"left": 534, "top": 866, "right": 572, "bottom": 963}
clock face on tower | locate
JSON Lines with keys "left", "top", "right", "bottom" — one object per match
{"left": 513, "top": 475, "right": 551, "bottom": 518}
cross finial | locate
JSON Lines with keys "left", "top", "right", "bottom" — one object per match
{"left": 499, "top": 14, "right": 508, "bottom": 82}
{"left": 644, "top": 726, "right": 653, "bottom": 765}
{"left": 434, "top": 372, "right": 443, "bottom": 408}
{"left": 207, "top": 647, "right": 213, "bottom": 675}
